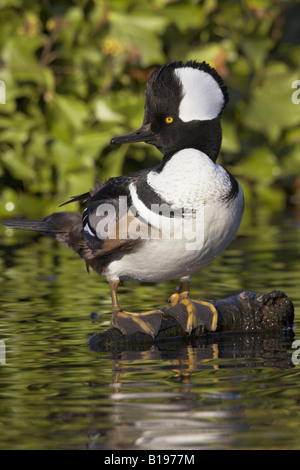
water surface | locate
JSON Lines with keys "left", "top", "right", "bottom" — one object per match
{"left": 0, "top": 208, "right": 300, "bottom": 450}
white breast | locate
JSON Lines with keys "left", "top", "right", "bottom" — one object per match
{"left": 104, "top": 149, "right": 244, "bottom": 283}
{"left": 147, "top": 148, "right": 232, "bottom": 209}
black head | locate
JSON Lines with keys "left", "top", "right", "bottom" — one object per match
{"left": 110, "top": 61, "right": 228, "bottom": 162}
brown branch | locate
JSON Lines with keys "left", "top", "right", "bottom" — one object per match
{"left": 88, "top": 289, "right": 294, "bottom": 352}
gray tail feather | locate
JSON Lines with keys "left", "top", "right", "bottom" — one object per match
{"left": 3, "top": 211, "right": 87, "bottom": 257}
{"left": 3, "top": 211, "right": 82, "bottom": 235}
{"left": 3, "top": 218, "right": 60, "bottom": 233}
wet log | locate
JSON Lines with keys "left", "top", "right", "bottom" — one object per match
{"left": 88, "top": 289, "right": 294, "bottom": 352}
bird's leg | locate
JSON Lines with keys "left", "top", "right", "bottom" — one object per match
{"left": 110, "top": 279, "right": 121, "bottom": 312}
{"left": 109, "top": 280, "right": 162, "bottom": 338}
{"left": 168, "top": 276, "right": 218, "bottom": 334}
{"left": 168, "top": 276, "right": 191, "bottom": 304}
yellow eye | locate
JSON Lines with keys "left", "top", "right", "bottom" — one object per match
{"left": 165, "top": 116, "right": 173, "bottom": 124}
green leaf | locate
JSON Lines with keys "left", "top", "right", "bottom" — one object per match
{"left": 241, "top": 64, "right": 300, "bottom": 141}
{"left": 50, "top": 94, "right": 90, "bottom": 131}
{"left": 93, "top": 99, "right": 125, "bottom": 123}
{"left": 0, "top": 112, "right": 36, "bottom": 144}
{"left": 74, "top": 130, "right": 110, "bottom": 160}
{"left": 235, "top": 146, "right": 281, "bottom": 184}
{"left": 160, "top": 4, "right": 206, "bottom": 32}
{"left": 2, "top": 36, "right": 44, "bottom": 67}
{"left": 241, "top": 38, "right": 274, "bottom": 71}
{"left": 102, "top": 146, "right": 129, "bottom": 179}
{"left": 222, "top": 120, "right": 241, "bottom": 154}
{"left": 109, "top": 11, "right": 167, "bottom": 66}
{"left": 1, "top": 148, "right": 35, "bottom": 180}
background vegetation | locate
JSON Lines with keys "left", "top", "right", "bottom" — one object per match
{"left": 0, "top": 0, "right": 300, "bottom": 219}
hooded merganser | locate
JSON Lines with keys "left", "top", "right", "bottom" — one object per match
{"left": 4, "top": 61, "right": 244, "bottom": 337}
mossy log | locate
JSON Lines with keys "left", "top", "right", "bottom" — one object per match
{"left": 88, "top": 289, "right": 294, "bottom": 352}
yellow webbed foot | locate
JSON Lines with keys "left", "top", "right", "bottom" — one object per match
{"left": 168, "top": 276, "right": 218, "bottom": 334}
{"left": 111, "top": 309, "right": 163, "bottom": 338}
{"left": 168, "top": 290, "right": 189, "bottom": 305}
{"left": 109, "top": 280, "right": 162, "bottom": 338}
{"left": 168, "top": 295, "right": 218, "bottom": 334}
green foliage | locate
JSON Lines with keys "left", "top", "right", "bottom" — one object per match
{"left": 0, "top": 0, "right": 300, "bottom": 218}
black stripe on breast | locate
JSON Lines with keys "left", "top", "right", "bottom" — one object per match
{"left": 223, "top": 169, "right": 239, "bottom": 202}
{"left": 134, "top": 174, "right": 187, "bottom": 219}
{"left": 135, "top": 174, "right": 169, "bottom": 209}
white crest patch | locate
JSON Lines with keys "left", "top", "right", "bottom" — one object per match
{"left": 175, "top": 67, "right": 225, "bottom": 122}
